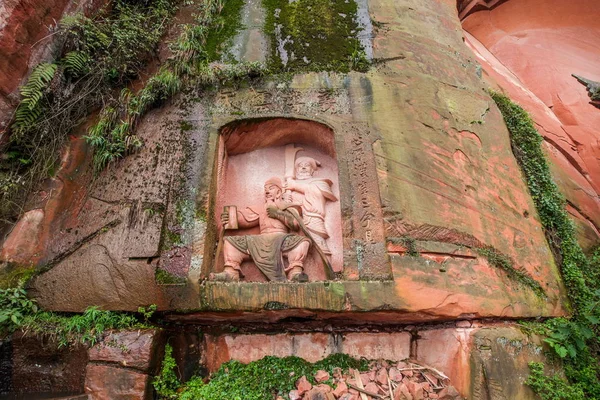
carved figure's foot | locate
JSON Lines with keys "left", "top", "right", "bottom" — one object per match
{"left": 209, "top": 269, "right": 240, "bottom": 282}
{"left": 289, "top": 272, "right": 309, "bottom": 283}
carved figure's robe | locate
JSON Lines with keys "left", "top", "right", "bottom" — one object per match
{"left": 224, "top": 203, "right": 308, "bottom": 281}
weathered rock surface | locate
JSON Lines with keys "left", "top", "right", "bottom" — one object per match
{"left": 202, "top": 323, "right": 549, "bottom": 399}
{"left": 88, "top": 329, "right": 164, "bottom": 373}
{"left": 0, "top": 0, "right": 107, "bottom": 134}
{"left": 0, "top": 0, "right": 570, "bottom": 320}
{"left": 11, "top": 332, "right": 88, "bottom": 395}
{"left": 203, "top": 332, "right": 411, "bottom": 373}
{"left": 463, "top": 0, "right": 600, "bottom": 250}
{"left": 84, "top": 364, "right": 149, "bottom": 400}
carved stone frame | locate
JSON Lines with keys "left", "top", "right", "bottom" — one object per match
{"left": 198, "top": 115, "right": 392, "bottom": 282}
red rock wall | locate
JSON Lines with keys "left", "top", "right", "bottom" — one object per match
{"left": 462, "top": 0, "right": 600, "bottom": 250}
{"left": 201, "top": 323, "right": 549, "bottom": 399}
{"left": 0, "top": 0, "right": 107, "bottom": 136}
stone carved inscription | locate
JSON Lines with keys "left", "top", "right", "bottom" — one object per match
{"left": 212, "top": 143, "right": 341, "bottom": 282}
{"left": 344, "top": 126, "right": 391, "bottom": 279}
{"left": 351, "top": 132, "right": 377, "bottom": 244}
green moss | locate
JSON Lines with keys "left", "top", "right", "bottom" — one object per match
{"left": 491, "top": 92, "right": 600, "bottom": 399}
{"left": 203, "top": 0, "right": 246, "bottom": 61}
{"left": 491, "top": 92, "right": 591, "bottom": 310}
{"left": 476, "top": 246, "right": 545, "bottom": 298}
{"left": 262, "top": 0, "right": 365, "bottom": 72}
{"left": 0, "top": 264, "right": 37, "bottom": 289}
{"left": 156, "top": 268, "right": 186, "bottom": 285}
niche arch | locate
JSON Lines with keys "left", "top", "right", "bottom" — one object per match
{"left": 207, "top": 117, "right": 344, "bottom": 282}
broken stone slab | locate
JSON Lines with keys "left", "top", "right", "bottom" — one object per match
{"left": 84, "top": 364, "right": 150, "bottom": 400}
{"left": 88, "top": 329, "right": 164, "bottom": 373}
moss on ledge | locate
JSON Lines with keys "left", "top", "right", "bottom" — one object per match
{"left": 262, "top": 0, "right": 366, "bottom": 72}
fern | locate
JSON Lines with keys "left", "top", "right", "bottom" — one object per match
{"left": 11, "top": 63, "right": 58, "bottom": 135}
{"left": 63, "top": 51, "right": 90, "bottom": 76}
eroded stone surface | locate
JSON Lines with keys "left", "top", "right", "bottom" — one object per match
{"left": 463, "top": 0, "right": 600, "bottom": 250}
{"left": 84, "top": 364, "right": 149, "bottom": 400}
{"left": 1, "top": 0, "right": 569, "bottom": 322}
{"left": 203, "top": 332, "right": 410, "bottom": 372}
{"left": 0, "top": 0, "right": 107, "bottom": 133}
{"left": 202, "top": 324, "right": 546, "bottom": 399}
{"left": 11, "top": 332, "right": 88, "bottom": 395}
{"left": 88, "top": 329, "right": 163, "bottom": 373}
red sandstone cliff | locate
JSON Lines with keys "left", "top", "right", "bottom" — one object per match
{"left": 0, "top": 0, "right": 106, "bottom": 137}
{"left": 462, "top": 0, "right": 600, "bottom": 250}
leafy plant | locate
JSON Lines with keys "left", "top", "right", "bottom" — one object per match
{"left": 170, "top": 354, "right": 369, "bottom": 400}
{"left": 11, "top": 63, "right": 58, "bottom": 136}
{"left": 153, "top": 343, "right": 181, "bottom": 399}
{"left": 138, "top": 304, "right": 158, "bottom": 322}
{"left": 2, "top": 0, "right": 179, "bottom": 227}
{"left": 0, "top": 283, "right": 38, "bottom": 334}
{"left": 526, "top": 362, "right": 586, "bottom": 400}
{"left": 62, "top": 51, "right": 91, "bottom": 77}
{"left": 491, "top": 92, "right": 600, "bottom": 399}
{"left": 19, "top": 305, "right": 148, "bottom": 347}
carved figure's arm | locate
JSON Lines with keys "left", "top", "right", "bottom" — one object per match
{"left": 285, "top": 178, "right": 310, "bottom": 194}
{"left": 222, "top": 207, "right": 260, "bottom": 229}
{"left": 237, "top": 208, "right": 260, "bottom": 228}
{"left": 267, "top": 206, "right": 300, "bottom": 231}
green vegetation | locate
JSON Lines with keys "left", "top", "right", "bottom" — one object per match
{"left": 262, "top": 0, "right": 367, "bottom": 72}
{"left": 0, "top": 281, "right": 153, "bottom": 346}
{"left": 0, "top": 284, "right": 38, "bottom": 333}
{"left": 85, "top": 0, "right": 265, "bottom": 172}
{"left": 154, "top": 352, "right": 369, "bottom": 399}
{"left": 491, "top": 92, "right": 600, "bottom": 399}
{"left": 1, "top": 0, "right": 179, "bottom": 225}
{"left": 3, "top": 0, "right": 370, "bottom": 227}
{"left": 203, "top": 0, "right": 246, "bottom": 61}
{"left": 0, "top": 264, "right": 36, "bottom": 289}
{"left": 156, "top": 268, "right": 187, "bottom": 284}
{"left": 154, "top": 343, "right": 182, "bottom": 398}
{"left": 476, "top": 246, "right": 545, "bottom": 298}
{"left": 19, "top": 306, "right": 149, "bottom": 348}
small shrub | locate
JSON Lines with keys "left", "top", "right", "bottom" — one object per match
{"left": 0, "top": 283, "right": 38, "bottom": 335}
{"left": 153, "top": 343, "right": 181, "bottom": 399}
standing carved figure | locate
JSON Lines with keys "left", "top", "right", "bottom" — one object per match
{"left": 211, "top": 177, "right": 310, "bottom": 282}
{"left": 284, "top": 156, "right": 338, "bottom": 257}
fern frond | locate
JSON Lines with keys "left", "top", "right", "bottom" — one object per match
{"left": 11, "top": 63, "right": 58, "bottom": 135}
{"left": 62, "top": 51, "right": 90, "bottom": 77}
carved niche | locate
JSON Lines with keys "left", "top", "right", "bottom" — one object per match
{"left": 209, "top": 118, "right": 342, "bottom": 282}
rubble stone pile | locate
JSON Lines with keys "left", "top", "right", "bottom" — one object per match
{"left": 286, "top": 360, "right": 463, "bottom": 400}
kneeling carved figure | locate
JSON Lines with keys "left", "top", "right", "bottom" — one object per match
{"left": 210, "top": 177, "right": 311, "bottom": 282}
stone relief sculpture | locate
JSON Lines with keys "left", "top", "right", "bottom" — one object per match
{"left": 211, "top": 143, "right": 338, "bottom": 283}
{"left": 284, "top": 149, "right": 338, "bottom": 259}
{"left": 210, "top": 177, "right": 311, "bottom": 282}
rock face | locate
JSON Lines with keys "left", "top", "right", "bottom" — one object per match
{"left": 1, "top": 0, "right": 598, "bottom": 398}
{"left": 201, "top": 323, "right": 547, "bottom": 399}
{"left": 10, "top": 332, "right": 88, "bottom": 396}
{"left": 1, "top": 0, "right": 568, "bottom": 321}
{"left": 0, "top": 0, "right": 107, "bottom": 135}
{"left": 462, "top": 0, "right": 600, "bottom": 250}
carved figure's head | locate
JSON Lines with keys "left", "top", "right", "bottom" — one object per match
{"left": 295, "top": 157, "right": 321, "bottom": 180}
{"left": 264, "top": 177, "right": 283, "bottom": 202}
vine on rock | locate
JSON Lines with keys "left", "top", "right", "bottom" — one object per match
{"left": 491, "top": 92, "right": 600, "bottom": 399}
